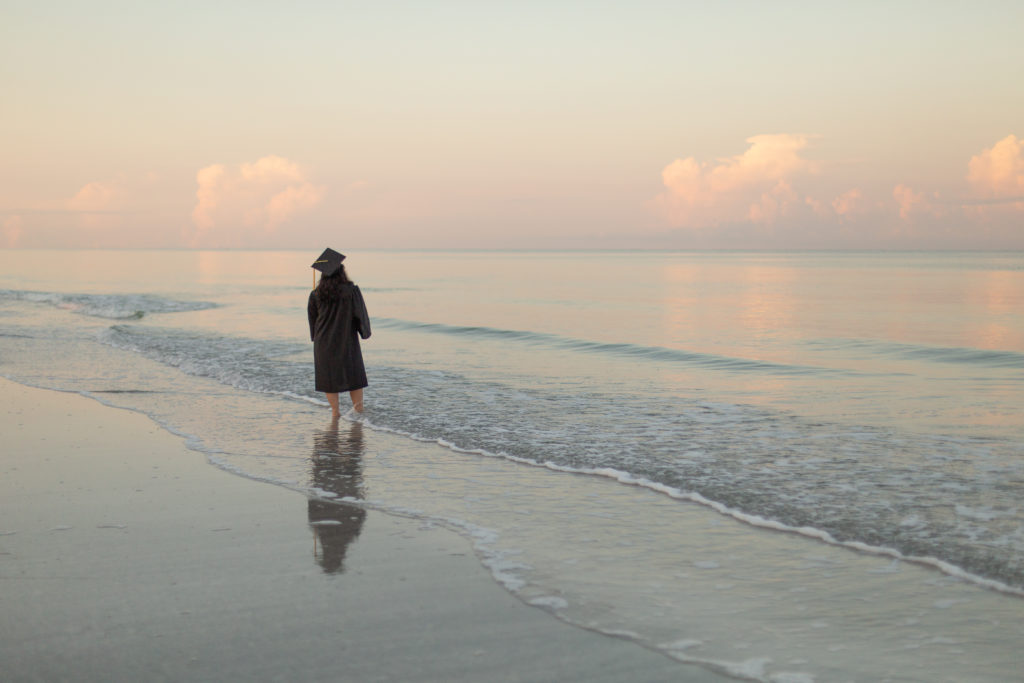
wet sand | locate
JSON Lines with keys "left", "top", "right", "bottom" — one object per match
{"left": 0, "top": 379, "right": 726, "bottom": 682}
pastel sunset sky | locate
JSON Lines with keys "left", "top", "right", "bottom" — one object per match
{"left": 3, "top": 1, "right": 1022, "bottom": 249}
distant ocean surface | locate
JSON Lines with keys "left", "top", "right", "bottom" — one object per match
{"left": 2, "top": 249, "right": 1023, "bottom": 682}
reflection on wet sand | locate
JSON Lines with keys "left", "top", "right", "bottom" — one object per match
{"left": 308, "top": 419, "right": 366, "bottom": 573}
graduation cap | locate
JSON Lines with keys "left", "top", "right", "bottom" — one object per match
{"left": 312, "top": 248, "right": 345, "bottom": 287}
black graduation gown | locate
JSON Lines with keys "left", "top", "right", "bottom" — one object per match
{"left": 307, "top": 284, "right": 371, "bottom": 393}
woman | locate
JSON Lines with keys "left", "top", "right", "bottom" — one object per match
{"left": 308, "top": 248, "right": 371, "bottom": 417}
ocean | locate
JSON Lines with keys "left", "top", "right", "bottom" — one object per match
{"left": 2, "top": 249, "right": 1022, "bottom": 682}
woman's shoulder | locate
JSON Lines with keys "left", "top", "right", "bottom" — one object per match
{"left": 338, "top": 282, "right": 362, "bottom": 301}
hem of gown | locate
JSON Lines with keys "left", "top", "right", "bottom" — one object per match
{"left": 315, "top": 382, "right": 369, "bottom": 393}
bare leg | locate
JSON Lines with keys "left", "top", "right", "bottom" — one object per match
{"left": 349, "top": 388, "right": 364, "bottom": 413}
{"left": 326, "top": 392, "right": 341, "bottom": 418}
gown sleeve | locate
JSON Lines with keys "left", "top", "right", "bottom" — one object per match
{"left": 353, "top": 286, "right": 371, "bottom": 340}
{"left": 307, "top": 291, "right": 318, "bottom": 341}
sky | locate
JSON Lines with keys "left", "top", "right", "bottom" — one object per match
{"left": 2, "top": 0, "right": 1022, "bottom": 250}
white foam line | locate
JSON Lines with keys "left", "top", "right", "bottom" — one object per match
{"left": 343, "top": 407, "right": 1024, "bottom": 599}
{"left": 519, "top": 595, "right": 812, "bottom": 683}
{"left": 276, "top": 389, "right": 328, "bottom": 407}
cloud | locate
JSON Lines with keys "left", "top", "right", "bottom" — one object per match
{"left": 892, "top": 184, "right": 934, "bottom": 220}
{"left": 69, "top": 181, "right": 122, "bottom": 212}
{"left": 748, "top": 180, "right": 799, "bottom": 224}
{"left": 967, "top": 135, "right": 1024, "bottom": 199}
{"left": 655, "top": 134, "right": 819, "bottom": 228}
{"left": 266, "top": 183, "right": 324, "bottom": 227}
{"left": 190, "top": 155, "right": 324, "bottom": 245}
{"left": 964, "top": 135, "right": 1024, "bottom": 222}
{"left": 831, "top": 189, "right": 863, "bottom": 219}
{"left": 889, "top": 135, "right": 1024, "bottom": 230}
{"left": 65, "top": 175, "right": 145, "bottom": 231}
{"left": 651, "top": 133, "right": 1024, "bottom": 248}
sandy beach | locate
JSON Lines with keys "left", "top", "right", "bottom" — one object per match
{"left": 0, "top": 378, "right": 728, "bottom": 682}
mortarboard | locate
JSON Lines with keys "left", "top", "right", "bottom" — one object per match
{"left": 312, "top": 248, "right": 345, "bottom": 287}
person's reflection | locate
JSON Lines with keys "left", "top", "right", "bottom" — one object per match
{"left": 308, "top": 418, "right": 367, "bottom": 573}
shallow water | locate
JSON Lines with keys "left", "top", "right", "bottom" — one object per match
{"left": 2, "top": 249, "right": 1022, "bottom": 682}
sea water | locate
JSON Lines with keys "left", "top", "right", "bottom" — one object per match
{"left": 1, "top": 249, "right": 1022, "bottom": 682}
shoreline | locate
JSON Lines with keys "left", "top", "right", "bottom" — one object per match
{"left": 0, "top": 378, "right": 724, "bottom": 682}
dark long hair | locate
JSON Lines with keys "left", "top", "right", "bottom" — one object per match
{"left": 315, "top": 265, "right": 353, "bottom": 304}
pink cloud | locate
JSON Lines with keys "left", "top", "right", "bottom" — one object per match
{"left": 892, "top": 184, "right": 936, "bottom": 220}
{"left": 885, "top": 135, "right": 1023, "bottom": 235}
{"left": 897, "top": 183, "right": 929, "bottom": 220}
{"left": 65, "top": 175, "right": 146, "bottom": 231}
{"left": 190, "top": 155, "right": 325, "bottom": 246}
{"left": 651, "top": 133, "right": 1024, "bottom": 248}
{"left": 831, "top": 189, "right": 863, "bottom": 219}
{"left": 748, "top": 180, "right": 799, "bottom": 224}
{"left": 240, "top": 156, "right": 305, "bottom": 184}
{"left": 68, "top": 181, "right": 121, "bottom": 212}
{"left": 655, "top": 134, "right": 819, "bottom": 228}
{"left": 266, "top": 184, "right": 324, "bottom": 228}
{"left": 965, "top": 135, "right": 1024, "bottom": 224}
{"left": 192, "top": 165, "right": 227, "bottom": 232}
{"left": 967, "top": 134, "right": 1024, "bottom": 199}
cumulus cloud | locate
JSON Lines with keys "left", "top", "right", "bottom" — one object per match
{"left": 888, "top": 135, "right": 1024, "bottom": 230}
{"left": 65, "top": 175, "right": 145, "bottom": 231}
{"left": 69, "top": 181, "right": 121, "bottom": 212}
{"left": 655, "top": 134, "right": 819, "bottom": 228}
{"left": 748, "top": 180, "right": 799, "bottom": 224}
{"left": 831, "top": 189, "right": 863, "bottom": 219}
{"left": 892, "top": 184, "right": 933, "bottom": 220}
{"left": 67, "top": 172, "right": 166, "bottom": 212}
{"left": 652, "top": 132, "right": 1024, "bottom": 248}
{"left": 966, "top": 135, "right": 1024, "bottom": 211}
{"left": 190, "top": 155, "right": 324, "bottom": 245}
